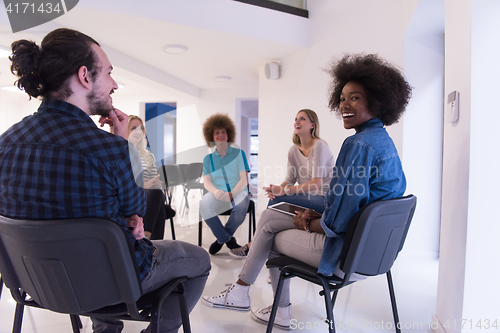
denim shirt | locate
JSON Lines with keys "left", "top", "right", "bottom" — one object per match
{"left": 318, "top": 118, "right": 406, "bottom": 276}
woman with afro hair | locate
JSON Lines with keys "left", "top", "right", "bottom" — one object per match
{"left": 201, "top": 54, "right": 411, "bottom": 330}
{"left": 199, "top": 113, "right": 250, "bottom": 255}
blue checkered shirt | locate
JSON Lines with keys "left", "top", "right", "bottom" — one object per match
{"left": 0, "top": 99, "right": 154, "bottom": 281}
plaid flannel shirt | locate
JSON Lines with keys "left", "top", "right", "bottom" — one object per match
{"left": 0, "top": 99, "right": 154, "bottom": 280}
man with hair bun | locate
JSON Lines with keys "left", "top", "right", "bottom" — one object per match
{"left": 0, "top": 28, "right": 210, "bottom": 333}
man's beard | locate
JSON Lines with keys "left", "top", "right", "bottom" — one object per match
{"left": 87, "top": 86, "right": 114, "bottom": 117}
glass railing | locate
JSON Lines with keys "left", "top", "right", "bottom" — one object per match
{"left": 233, "top": 0, "right": 308, "bottom": 17}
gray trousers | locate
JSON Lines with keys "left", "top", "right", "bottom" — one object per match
{"left": 92, "top": 240, "right": 211, "bottom": 333}
{"left": 239, "top": 209, "right": 325, "bottom": 307}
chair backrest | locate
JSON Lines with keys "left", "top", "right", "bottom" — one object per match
{"left": 0, "top": 216, "right": 142, "bottom": 314}
{"left": 339, "top": 195, "right": 417, "bottom": 277}
{"left": 184, "top": 163, "right": 203, "bottom": 183}
{"left": 159, "top": 164, "right": 185, "bottom": 187}
{"left": 178, "top": 164, "right": 189, "bottom": 181}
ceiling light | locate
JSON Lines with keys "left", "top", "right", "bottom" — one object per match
{"left": 214, "top": 76, "right": 232, "bottom": 82}
{"left": 0, "top": 45, "right": 11, "bottom": 58}
{"left": 1, "top": 86, "right": 24, "bottom": 94}
{"left": 117, "top": 82, "right": 125, "bottom": 89}
{"left": 163, "top": 44, "right": 187, "bottom": 55}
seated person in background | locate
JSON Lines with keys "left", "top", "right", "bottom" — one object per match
{"left": 201, "top": 53, "right": 411, "bottom": 330}
{"left": 0, "top": 28, "right": 211, "bottom": 333}
{"left": 199, "top": 113, "right": 250, "bottom": 255}
{"left": 230, "top": 109, "right": 335, "bottom": 259}
{"left": 128, "top": 115, "right": 166, "bottom": 240}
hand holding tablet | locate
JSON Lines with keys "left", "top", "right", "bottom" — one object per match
{"left": 268, "top": 202, "right": 310, "bottom": 216}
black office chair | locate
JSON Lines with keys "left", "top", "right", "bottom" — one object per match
{"left": 159, "top": 164, "right": 185, "bottom": 240}
{"left": 265, "top": 195, "right": 417, "bottom": 333}
{"left": 0, "top": 216, "right": 191, "bottom": 333}
{"left": 182, "top": 162, "right": 205, "bottom": 213}
{"left": 197, "top": 189, "right": 256, "bottom": 247}
{"left": 159, "top": 164, "right": 186, "bottom": 200}
{"left": 178, "top": 164, "right": 189, "bottom": 207}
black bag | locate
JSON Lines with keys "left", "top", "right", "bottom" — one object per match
{"left": 165, "top": 204, "right": 176, "bottom": 219}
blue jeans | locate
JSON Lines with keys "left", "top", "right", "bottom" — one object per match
{"left": 91, "top": 240, "right": 211, "bottom": 333}
{"left": 199, "top": 191, "right": 250, "bottom": 244}
{"left": 267, "top": 193, "right": 326, "bottom": 213}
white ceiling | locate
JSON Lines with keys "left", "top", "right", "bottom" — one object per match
{"left": 0, "top": 0, "right": 310, "bottom": 101}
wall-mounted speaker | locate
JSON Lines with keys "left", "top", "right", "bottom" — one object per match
{"left": 265, "top": 62, "right": 280, "bottom": 80}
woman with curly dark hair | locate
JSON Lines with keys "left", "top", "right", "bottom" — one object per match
{"left": 201, "top": 54, "right": 411, "bottom": 330}
{"left": 328, "top": 53, "right": 411, "bottom": 126}
{"left": 199, "top": 113, "right": 250, "bottom": 255}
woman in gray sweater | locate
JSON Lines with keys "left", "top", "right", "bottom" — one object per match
{"left": 229, "top": 109, "right": 334, "bottom": 259}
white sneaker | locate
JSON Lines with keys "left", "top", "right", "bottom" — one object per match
{"left": 201, "top": 284, "right": 251, "bottom": 312}
{"left": 251, "top": 303, "right": 292, "bottom": 330}
{"left": 229, "top": 244, "right": 249, "bottom": 259}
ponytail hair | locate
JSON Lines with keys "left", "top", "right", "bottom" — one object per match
{"left": 9, "top": 28, "right": 100, "bottom": 100}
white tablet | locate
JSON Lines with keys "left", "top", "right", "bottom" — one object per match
{"left": 268, "top": 202, "right": 310, "bottom": 216}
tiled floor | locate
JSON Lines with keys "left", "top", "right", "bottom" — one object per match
{"left": 0, "top": 189, "right": 439, "bottom": 332}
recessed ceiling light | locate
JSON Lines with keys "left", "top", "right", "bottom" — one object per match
{"left": 163, "top": 44, "right": 188, "bottom": 55}
{"left": 0, "top": 45, "right": 11, "bottom": 58}
{"left": 214, "top": 76, "right": 232, "bottom": 82}
{"left": 117, "top": 82, "right": 125, "bottom": 89}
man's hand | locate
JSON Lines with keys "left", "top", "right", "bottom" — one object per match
{"left": 126, "top": 214, "right": 145, "bottom": 240}
{"left": 99, "top": 108, "right": 129, "bottom": 139}
{"left": 219, "top": 192, "right": 230, "bottom": 202}
{"left": 214, "top": 189, "right": 225, "bottom": 201}
{"left": 219, "top": 191, "right": 233, "bottom": 202}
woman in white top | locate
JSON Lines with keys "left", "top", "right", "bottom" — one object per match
{"left": 229, "top": 109, "right": 334, "bottom": 258}
{"left": 264, "top": 109, "right": 335, "bottom": 214}
{"left": 128, "top": 115, "right": 165, "bottom": 240}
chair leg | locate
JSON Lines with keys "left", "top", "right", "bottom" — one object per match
{"left": 265, "top": 270, "right": 287, "bottom": 333}
{"left": 12, "top": 302, "right": 24, "bottom": 333}
{"left": 198, "top": 220, "right": 203, "bottom": 247}
{"left": 318, "top": 278, "right": 335, "bottom": 333}
{"left": 331, "top": 289, "right": 339, "bottom": 306}
{"left": 151, "top": 279, "right": 191, "bottom": 333}
{"left": 170, "top": 218, "right": 176, "bottom": 240}
{"left": 386, "top": 270, "right": 401, "bottom": 333}
{"left": 252, "top": 209, "right": 256, "bottom": 236}
{"left": 248, "top": 212, "right": 252, "bottom": 243}
{"left": 248, "top": 205, "right": 256, "bottom": 243}
{"left": 183, "top": 188, "right": 190, "bottom": 209}
{"left": 69, "top": 314, "right": 82, "bottom": 333}
{"left": 178, "top": 288, "right": 192, "bottom": 333}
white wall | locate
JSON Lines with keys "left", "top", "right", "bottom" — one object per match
{"left": 403, "top": 0, "right": 444, "bottom": 257}
{"left": 434, "top": 1, "right": 471, "bottom": 331}
{"left": 434, "top": 0, "right": 500, "bottom": 331}
{"left": 0, "top": 92, "right": 41, "bottom": 134}
{"left": 463, "top": 0, "right": 500, "bottom": 325}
